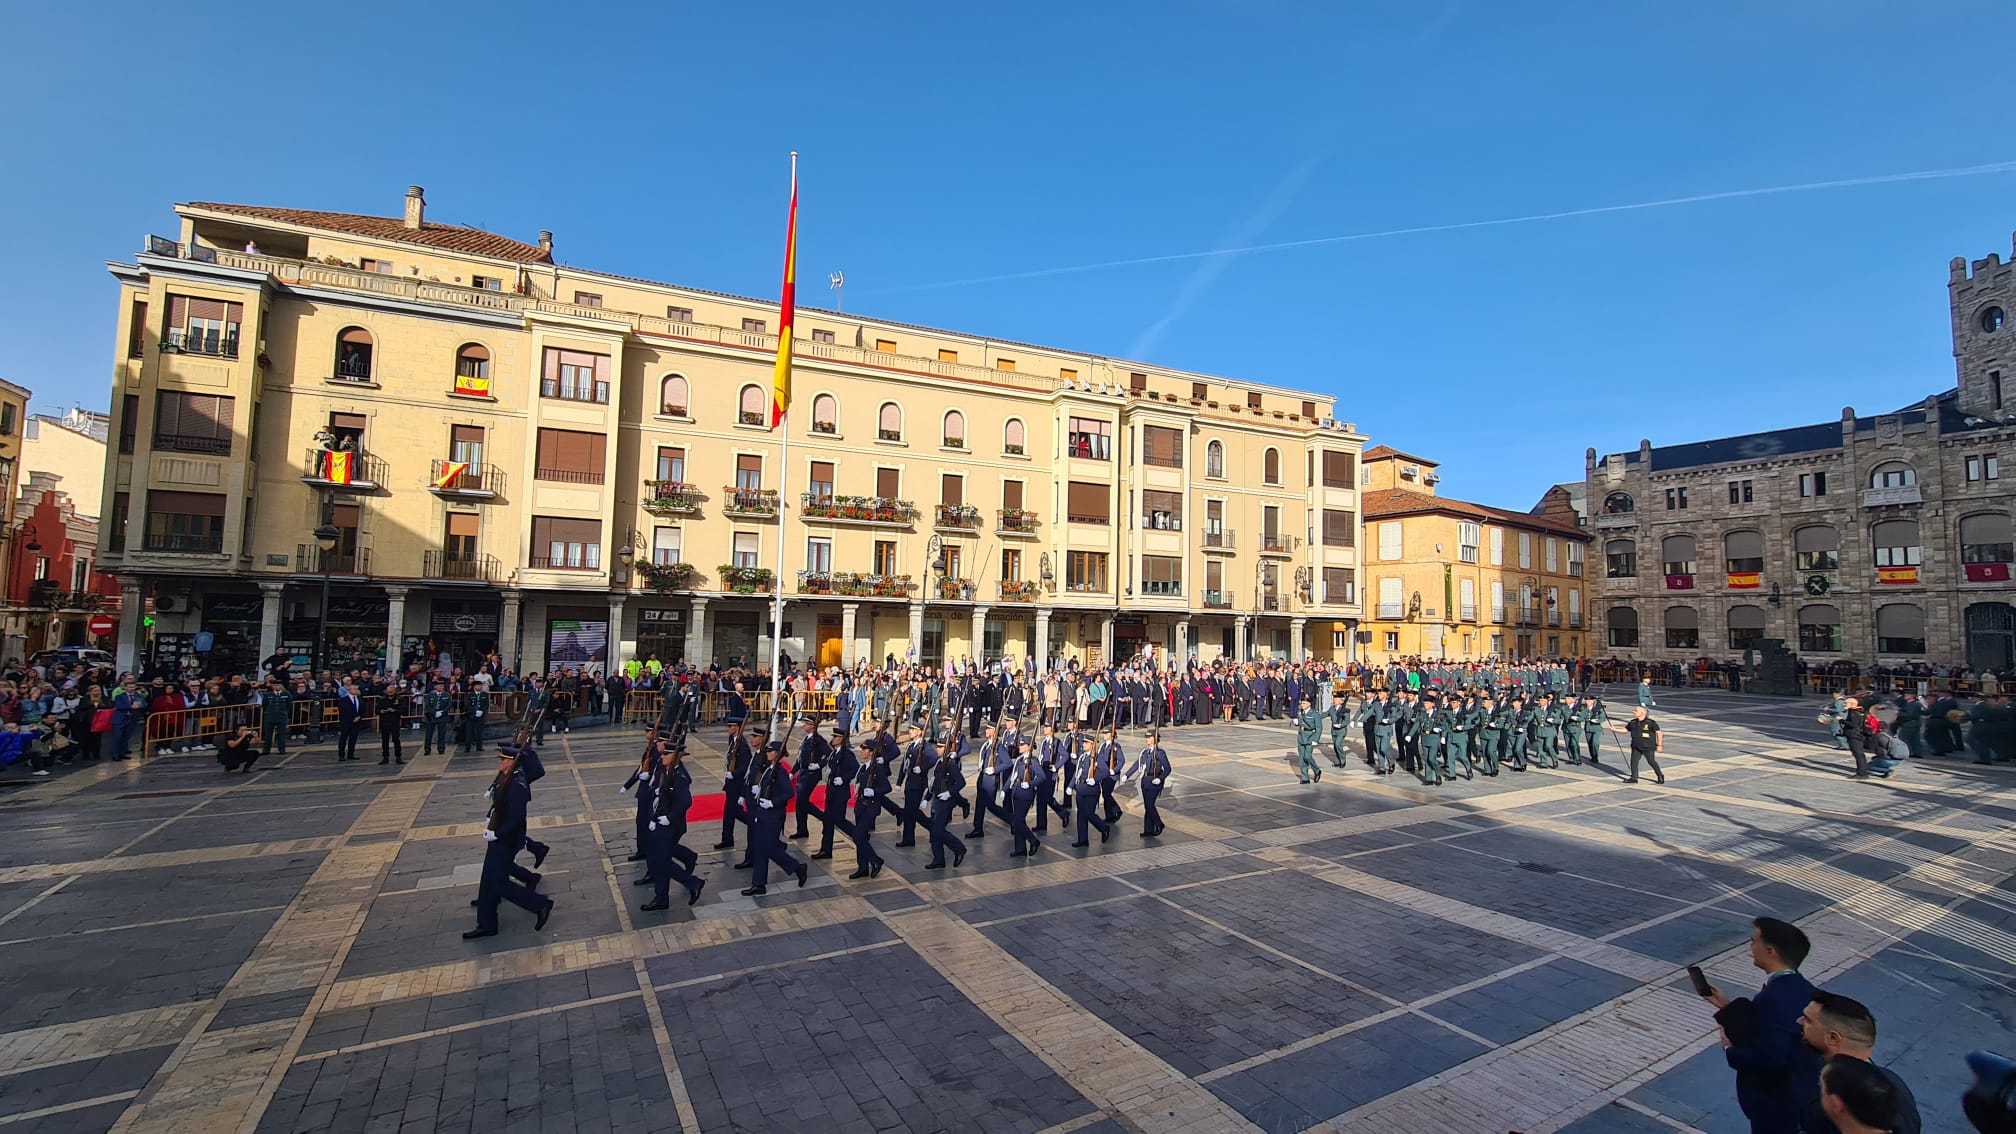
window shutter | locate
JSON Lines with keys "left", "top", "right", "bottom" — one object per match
{"left": 876, "top": 468, "right": 899, "bottom": 498}
{"left": 446, "top": 513, "right": 480, "bottom": 538}
{"left": 1067, "top": 481, "right": 1108, "bottom": 522}
{"left": 1002, "top": 480, "right": 1023, "bottom": 510}
{"left": 149, "top": 490, "right": 226, "bottom": 516}
{"left": 154, "top": 391, "right": 183, "bottom": 438}
{"left": 941, "top": 474, "right": 963, "bottom": 506}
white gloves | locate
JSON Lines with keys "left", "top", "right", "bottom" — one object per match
{"left": 829, "top": 773, "right": 842, "bottom": 784}
{"left": 619, "top": 786, "right": 629, "bottom": 797}
{"left": 862, "top": 788, "right": 875, "bottom": 797}
{"left": 474, "top": 711, "right": 484, "bottom": 718}
{"left": 937, "top": 791, "right": 951, "bottom": 801}
{"left": 1152, "top": 778, "right": 1163, "bottom": 786}
{"left": 758, "top": 799, "right": 775, "bottom": 810}
{"left": 434, "top": 711, "right": 444, "bottom": 718}
{"left": 483, "top": 829, "right": 498, "bottom": 842}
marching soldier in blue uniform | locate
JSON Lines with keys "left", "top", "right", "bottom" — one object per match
{"left": 966, "top": 723, "right": 1015, "bottom": 839}
{"left": 790, "top": 717, "right": 831, "bottom": 840}
{"left": 621, "top": 744, "right": 657, "bottom": 862}
{"left": 893, "top": 723, "right": 934, "bottom": 847}
{"left": 810, "top": 725, "right": 857, "bottom": 861}
{"left": 464, "top": 747, "right": 555, "bottom": 939}
{"left": 714, "top": 721, "right": 754, "bottom": 851}
{"left": 1124, "top": 730, "right": 1173, "bottom": 837}
{"left": 848, "top": 737, "right": 890, "bottom": 879}
{"left": 1035, "top": 722, "right": 1072, "bottom": 834}
{"left": 1007, "top": 738, "right": 1046, "bottom": 857}
{"left": 1070, "top": 732, "right": 1113, "bottom": 847}
{"left": 1095, "top": 727, "right": 1126, "bottom": 823}
{"left": 923, "top": 732, "right": 967, "bottom": 870}
{"left": 638, "top": 741, "right": 704, "bottom": 911}
{"left": 741, "top": 742, "right": 809, "bottom": 895}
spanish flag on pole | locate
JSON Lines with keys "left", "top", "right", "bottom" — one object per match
{"left": 769, "top": 154, "right": 798, "bottom": 429}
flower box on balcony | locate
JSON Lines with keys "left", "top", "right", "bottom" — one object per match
{"left": 997, "top": 508, "right": 1038, "bottom": 533}
{"left": 1004, "top": 443, "right": 1025, "bottom": 456}
{"left": 739, "top": 411, "right": 765, "bottom": 426}
{"left": 999, "top": 580, "right": 1038, "bottom": 602}
{"left": 717, "top": 565, "right": 774, "bottom": 594}
{"left": 943, "top": 437, "right": 965, "bottom": 449}
{"left": 878, "top": 429, "right": 903, "bottom": 442}
{"left": 936, "top": 579, "right": 976, "bottom": 601}
{"left": 637, "top": 562, "right": 701, "bottom": 592}
{"left": 798, "top": 571, "right": 834, "bottom": 594}
{"left": 935, "top": 504, "right": 982, "bottom": 529}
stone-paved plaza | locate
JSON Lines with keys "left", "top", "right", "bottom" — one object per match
{"left": 0, "top": 687, "right": 2009, "bottom": 1134}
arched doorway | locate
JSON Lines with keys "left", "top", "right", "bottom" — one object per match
{"left": 1966, "top": 602, "right": 2016, "bottom": 672}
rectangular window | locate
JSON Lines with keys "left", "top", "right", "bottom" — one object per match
{"left": 1262, "top": 505, "right": 1281, "bottom": 547}
{"left": 1489, "top": 527, "right": 1504, "bottom": 566}
{"left": 1246, "top": 391, "right": 1263, "bottom": 410}
{"left": 745, "top": 318, "right": 770, "bottom": 333}
{"left": 1066, "top": 417, "right": 1111, "bottom": 460}
{"left": 1322, "top": 450, "right": 1355, "bottom": 488}
{"left": 1377, "top": 576, "right": 1404, "bottom": 619}
{"left": 1191, "top": 381, "right": 1208, "bottom": 400}
{"left": 109, "top": 492, "right": 129, "bottom": 552}
{"left": 874, "top": 338, "right": 896, "bottom": 352}
{"left": 152, "top": 391, "right": 235, "bottom": 455}
{"left": 119, "top": 394, "right": 138, "bottom": 454}
{"left": 572, "top": 291, "right": 602, "bottom": 308}
{"left": 360, "top": 258, "right": 392, "bottom": 274}
{"left": 1544, "top": 537, "right": 1558, "bottom": 573}
{"left": 805, "top": 536, "right": 833, "bottom": 574}
{"left": 1301, "top": 400, "right": 1317, "bottom": 419}
{"left": 652, "top": 526, "right": 682, "bottom": 566}
{"left": 1141, "top": 489, "right": 1182, "bottom": 530}
{"left": 533, "top": 428, "right": 607, "bottom": 484}
{"left": 941, "top": 474, "right": 964, "bottom": 507}
{"left": 1322, "top": 509, "right": 1355, "bottom": 547}
{"left": 1128, "top": 372, "right": 1148, "bottom": 393}
{"left": 1567, "top": 542, "right": 1585, "bottom": 576}
{"left": 995, "top": 358, "right": 1016, "bottom": 371}
{"left": 1378, "top": 521, "right": 1401, "bottom": 561}
{"left": 1385, "top": 632, "right": 1400, "bottom": 651}
{"left": 161, "top": 294, "right": 244, "bottom": 358}
{"left": 1067, "top": 481, "right": 1109, "bottom": 525}
{"left": 1490, "top": 580, "right": 1505, "bottom": 622}
{"left": 1665, "top": 486, "right": 1689, "bottom": 510}
{"left": 937, "top": 349, "right": 959, "bottom": 363}
{"left": 1059, "top": 368, "right": 1078, "bottom": 382}
{"left": 450, "top": 424, "right": 485, "bottom": 470}
{"left": 811, "top": 328, "right": 835, "bottom": 344}
{"left": 1968, "top": 454, "right": 2001, "bottom": 482}
{"left": 1874, "top": 542, "right": 1922, "bottom": 567}
{"left": 540, "top": 348, "right": 610, "bottom": 404}
{"left": 1001, "top": 548, "right": 1022, "bottom": 581}
{"left": 875, "top": 467, "right": 900, "bottom": 499}
{"left": 808, "top": 460, "right": 835, "bottom": 498}
{"left": 1607, "top": 544, "right": 1637, "bottom": 578}
{"left": 873, "top": 540, "right": 897, "bottom": 576}
{"left": 1142, "top": 425, "right": 1183, "bottom": 468}
{"left": 1324, "top": 567, "right": 1356, "bottom": 605}
{"left": 127, "top": 300, "right": 149, "bottom": 358}
{"left": 655, "top": 446, "right": 686, "bottom": 483}
{"left": 1728, "top": 479, "right": 1754, "bottom": 504}
{"left": 667, "top": 305, "right": 693, "bottom": 322}
{"left": 736, "top": 454, "right": 763, "bottom": 491}
{"left": 444, "top": 512, "right": 481, "bottom": 565}
{"left": 531, "top": 517, "right": 602, "bottom": 569}
{"left": 1002, "top": 479, "right": 1023, "bottom": 511}
{"left": 143, "top": 490, "right": 226, "bottom": 553}
{"left": 472, "top": 275, "right": 503, "bottom": 292}
{"left": 1799, "top": 472, "right": 1828, "bottom": 497}
{"left": 1066, "top": 551, "right": 1109, "bottom": 592}
{"left": 732, "top": 531, "right": 760, "bottom": 568}
{"left": 1518, "top": 532, "right": 1532, "bottom": 569}
{"left": 1142, "top": 555, "right": 1182, "bottom": 595}
{"left": 1457, "top": 521, "right": 1479, "bottom": 563}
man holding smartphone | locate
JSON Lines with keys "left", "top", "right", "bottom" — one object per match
{"left": 1696, "top": 917, "right": 1822, "bottom": 1134}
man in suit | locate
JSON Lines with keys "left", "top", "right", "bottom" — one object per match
{"left": 1797, "top": 991, "right": 1922, "bottom": 1134}
{"left": 334, "top": 680, "right": 365, "bottom": 762}
{"left": 1699, "top": 917, "right": 1821, "bottom": 1134}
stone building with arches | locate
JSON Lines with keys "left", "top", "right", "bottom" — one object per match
{"left": 1583, "top": 232, "right": 2016, "bottom": 670}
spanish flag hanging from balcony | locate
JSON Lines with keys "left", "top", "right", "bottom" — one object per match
{"left": 769, "top": 154, "right": 798, "bottom": 429}
{"left": 1878, "top": 566, "right": 1920, "bottom": 585}
{"left": 1727, "top": 572, "right": 1761, "bottom": 589}
{"left": 432, "top": 461, "right": 470, "bottom": 489}
{"left": 453, "top": 373, "right": 491, "bottom": 397}
{"left": 321, "top": 450, "right": 354, "bottom": 485}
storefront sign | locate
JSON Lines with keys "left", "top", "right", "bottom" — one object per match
{"left": 430, "top": 609, "right": 501, "bottom": 634}
{"left": 639, "top": 609, "right": 684, "bottom": 624}
{"left": 326, "top": 597, "right": 390, "bottom": 622}
{"left": 204, "top": 594, "right": 266, "bottom": 621}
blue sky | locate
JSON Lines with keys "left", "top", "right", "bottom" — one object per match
{"left": 6, "top": 0, "right": 2015, "bottom": 507}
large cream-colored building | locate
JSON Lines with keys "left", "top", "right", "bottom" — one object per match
{"left": 99, "top": 187, "right": 1366, "bottom": 675}
{"left": 1358, "top": 447, "right": 1593, "bottom": 662}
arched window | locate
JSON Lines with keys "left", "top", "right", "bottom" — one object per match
{"left": 1794, "top": 525, "right": 1839, "bottom": 571}
{"left": 1003, "top": 418, "right": 1026, "bottom": 455}
{"left": 1799, "top": 605, "right": 1843, "bottom": 653}
{"left": 1664, "top": 606, "right": 1700, "bottom": 649}
{"left": 1961, "top": 512, "right": 2014, "bottom": 564}
{"left": 878, "top": 402, "right": 903, "bottom": 442}
{"left": 1604, "top": 539, "right": 1637, "bottom": 578}
{"left": 738, "top": 384, "right": 766, "bottom": 426}
{"left": 1870, "top": 462, "right": 1916, "bottom": 489}
{"left": 810, "top": 393, "right": 837, "bottom": 434}
{"left": 1876, "top": 604, "right": 1927, "bottom": 655}
{"left": 1660, "top": 534, "right": 1697, "bottom": 577}
{"left": 336, "top": 327, "right": 373, "bottom": 381}
{"left": 1728, "top": 605, "right": 1767, "bottom": 650}
{"left": 1871, "top": 519, "right": 1921, "bottom": 568}
{"left": 1723, "top": 530, "right": 1764, "bottom": 575}
{"left": 1263, "top": 448, "right": 1281, "bottom": 485}
{"left": 942, "top": 410, "right": 966, "bottom": 449}
{"left": 1606, "top": 607, "right": 1639, "bottom": 649}
{"left": 1602, "top": 492, "right": 1634, "bottom": 515}
{"left": 454, "top": 344, "right": 491, "bottom": 394}
{"left": 1206, "top": 440, "right": 1225, "bottom": 478}
{"left": 659, "top": 375, "right": 689, "bottom": 417}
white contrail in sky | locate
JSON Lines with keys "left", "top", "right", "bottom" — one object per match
{"left": 861, "top": 160, "right": 2016, "bottom": 298}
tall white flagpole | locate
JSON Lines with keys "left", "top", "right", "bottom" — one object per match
{"left": 767, "top": 152, "right": 798, "bottom": 738}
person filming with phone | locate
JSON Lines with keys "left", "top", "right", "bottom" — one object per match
{"left": 1693, "top": 917, "right": 1822, "bottom": 1134}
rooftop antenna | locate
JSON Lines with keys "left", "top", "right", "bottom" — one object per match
{"left": 828, "top": 270, "right": 845, "bottom": 312}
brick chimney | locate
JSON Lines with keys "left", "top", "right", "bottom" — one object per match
{"left": 537, "top": 230, "right": 553, "bottom": 256}
{"left": 404, "top": 185, "right": 426, "bottom": 230}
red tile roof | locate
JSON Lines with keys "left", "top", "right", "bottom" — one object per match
{"left": 1361, "top": 487, "right": 1588, "bottom": 539}
{"left": 183, "top": 202, "right": 554, "bottom": 264}
{"left": 1361, "top": 444, "right": 1439, "bottom": 465}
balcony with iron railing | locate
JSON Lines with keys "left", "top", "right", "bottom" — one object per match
{"left": 798, "top": 570, "right": 835, "bottom": 594}
{"left": 635, "top": 561, "right": 701, "bottom": 592}
{"left": 1569, "top": 612, "right": 1584, "bottom": 629}
{"left": 936, "top": 577, "right": 978, "bottom": 601}
{"left": 1259, "top": 534, "right": 1294, "bottom": 556}
{"left": 721, "top": 487, "right": 780, "bottom": 517}
{"left": 27, "top": 581, "right": 111, "bottom": 611}
{"left": 800, "top": 494, "right": 917, "bottom": 526}
{"left": 533, "top": 466, "right": 605, "bottom": 486}
{"left": 154, "top": 432, "right": 231, "bottom": 456}
{"left": 1491, "top": 608, "right": 1507, "bottom": 624}
{"left": 160, "top": 327, "right": 239, "bottom": 359}
{"left": 1203, "top": 589, "right": 1233, "bottom": 609}
{"left": 141, "top": 530, "right": 225, "bottom": 554}
{"left": 717, "top": 565, "right": 774, "bottom": 593}
{"left": 1546, "top": 610, "right": 1562, "bottom": 627}
{"left": 997, "top": 508, "right": 1040, "bottom": 536}
{"left": 296, "top": 544, "right": 370, "bottom": 576}
{"left": 834, "top": 572, "right": 914, "bottom": 598}
{"left": 998, "top": 579, "right": 1040, "bottom": 603}
{"left": 302, "top": 447, "right": 384, "bottom": 490}
{"left": 1202, "top": 528, "right": 1235, "bottom": 553}
{"left": 528, "top": 554, "right": 602, "bottom": 571}
{"left": 423, "top": 551, "right": 500, "bottom": 582}
{"left": 935, "top": 503, "right": 983, "bottom": 531}
{"left": 1261, "top": 594, "right": 1282, "bottom": 612}
{"left": 1141, "top": 513, "right": 1183, "bottom": 532}
{"left": 642, "top": 480, "right": 703, "bottom": 515}
{"left": 429, "top": 459, "right": 501, "bottom": 497}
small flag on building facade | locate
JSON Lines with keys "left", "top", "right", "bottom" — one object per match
{"left": 433, "top": 461, "right": 470, "bottom": 489}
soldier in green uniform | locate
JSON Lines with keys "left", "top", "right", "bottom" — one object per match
{"left": 1564, "top": 695, "right": 1588, "bottom": 765}
{"left": 1414, "top": 695, "right": 1446, "bottom": 786}
{"left": 422, "top": 680, "right": 454, "bottom": 755}
{"left": 1293, "top": 698, "right": 1324, "bottom": 783}
{"left": 1533, "top": 693, "right": 1562, "bottom": 769}
{"left": 1476, "top": 694, "right": 1503, "bottom": 776}
{"left": 1327, "top": 689, "right": 1352, "bottom": 768}
{"left": 462, "top": 684, "right": 491, "bottom": 753}
{"left": 1506, "top": 695, "right": 1534, "bottom": 772}
{"left": 1445, "top": 692, "right": 1477, "bottom": 781}
{"left": 1355, "top": 690, "right": 1396, "bottom": 775}
{"left": 1580, "top": 696, "right": 1607, "bottom": 765}
{"left": 260, "top": 679, "right": 292, "bottom": 755}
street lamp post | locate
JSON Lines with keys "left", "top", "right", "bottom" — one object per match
{"left": 311, "top": 518, "right": 340, "bottom": 674}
